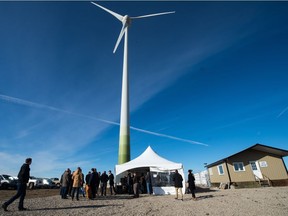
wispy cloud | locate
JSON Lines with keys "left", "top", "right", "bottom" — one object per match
{"left": 207, "top": 113, "right": 271, "bottom": 133}
{"left": 0, "top": 150, "right": 96, "bottom": 177}
{"left": 13, "top": 122, "right": 44, "bottom": 140}
{"left": 0, "top": 152, "right": 26, "bottom": 176}
{"left": 277, "top": 105, "right": 288, "bottom": 118}
{"left": 0, "top": 93, "right": 206, "bottom": 146}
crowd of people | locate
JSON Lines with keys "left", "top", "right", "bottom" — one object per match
{"left": 59, "top": 168, "right": 157, "bottom": 200}
{"left": 59, "top": 168, "right": 159, "bottom": 200}
{"left": 59, "top": 168, "right": 118, "bottom": 200}
{"left": 1, "top": 157, "right": 197, "bottom": 212}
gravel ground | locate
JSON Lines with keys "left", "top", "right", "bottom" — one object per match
{"left": 0, "top": 187, "right": 287, "bottom": 216}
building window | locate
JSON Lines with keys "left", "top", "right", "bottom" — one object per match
{"left": 217, "top": 164, "right": 224, "bottom": 175}
{"left": 250, "top": 162, "right": 258, "bottom": 170}
{"left": 259, "top": 161, "right": 268, "bottom": 167}
{"left": 233, "top": 162, "right": 245, "bottom": 172}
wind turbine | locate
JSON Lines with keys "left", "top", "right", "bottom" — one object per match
{"left": 91, "top": 2, "right": 175, "bottom": 164}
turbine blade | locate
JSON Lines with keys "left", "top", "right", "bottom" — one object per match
{"left": 131, "top": 11, "right": 175, "bottom": 19}
{"left": 91, "top": 2, "right": 123, "bottom": 22}
{"left": 113, "top": 24, "right": 127, "bottom": 53}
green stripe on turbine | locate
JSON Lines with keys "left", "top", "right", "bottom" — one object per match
{"left": 118, "top": 135, "right": 130, "bottom": 164}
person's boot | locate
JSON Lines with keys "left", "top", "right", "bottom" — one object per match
{"left": 2, "top": 203, "right": 8, "bottom": 211}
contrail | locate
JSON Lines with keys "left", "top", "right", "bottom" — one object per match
{"left": 0, "top": 94, "right": 120, "bottom": 125}
{"left": 130, "top": 126, "right": 208, "bottom": 146}
{"left": 0, "top": 94, "right": 207, "bottom": 146}
{"left": 277, "top": 105, "right": 288, "bottom": 118}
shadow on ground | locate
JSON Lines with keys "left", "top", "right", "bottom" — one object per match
{"left": 29, "top": 204, "right": 123, "bottom": 211}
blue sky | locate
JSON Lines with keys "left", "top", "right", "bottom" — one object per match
{"left": 0, "top": 1, "right": 287, "bottom": 178}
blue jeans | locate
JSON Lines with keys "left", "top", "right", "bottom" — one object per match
{"left": 71, "top": 187, "right": 80, "bottom": 200}
{"left": 101, "top": 182, "right": 107, "bottom": 196}
{"left": 4, "top": 183, "right": 27, "bottom": 209}
{"left": 60, "top": 186, "right": 67, "bottom": 198}
{"left": 146, "top": 182, "right": 152, "bottom": 194}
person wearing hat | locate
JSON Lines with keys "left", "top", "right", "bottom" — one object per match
{"left": 188, "top": 169, "right": 196, "bottom": 200}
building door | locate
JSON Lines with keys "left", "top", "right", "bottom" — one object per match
{"left": 249, "top": 161, "right": 263, "bottom": 179}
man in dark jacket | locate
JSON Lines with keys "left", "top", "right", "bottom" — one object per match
{"left": 173, "top": 169, "right": 183, "bottom": 201}
{"left": 88, "top": 168, "right": 98, "bottom": 199}
{"left": 108, "top": 170, "right": 117, "bottom": 195}
{"left": 2, "top": 158, "right": 32, "bottom": 211}
{"left": 100, "top": 171, "right": 109, "bottom": 196}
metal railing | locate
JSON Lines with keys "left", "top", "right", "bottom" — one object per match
{"left": 254, "top": 174, "right": 271, "bottom": 187}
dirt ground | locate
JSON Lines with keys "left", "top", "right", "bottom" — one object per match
{"left": 0, "top": 187, "right": 287, "bottom": 216}
{"left": 0, "top": 189, "right": 60, "bottom": 202}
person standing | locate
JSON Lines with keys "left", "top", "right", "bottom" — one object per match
{"left": 96, "top": 172, "right": 101, "bottom": 196}
{"left": 80, "top": 168, "right": 85, "bottom": 197}
{"left": 60, "top": 168, "right": 71, "bottom": 199}
{"left": 139, "top": 173, "right": 145, "bottom": 194}
{"left": 188, "top": 169, "right": 197, "bottom": 200}
{"left": 145, "top": 171, "right": 153, "bottom": 195}
{"left": 100, "top": 171, "right": 109, "bottom": 196}
{"left": 67, "top": 170, "right": 73, "bottom": 197}
{"left": 173, "top": 170, "right": 183, "bottom": 201}
{"left": 85, "top": 171, "right": 92, "bottom": 199}
{"left": 2, "top": 158, "right": 32, "bottom": 211}
{"left": 108, "top": 170, "right": 117, "bottom": 195}
{"left": 71, "top": 167, "right": 83, "bottom": 201}
{"left": 133, "top": 173, "right": 140, "bottom": 198}
{"left": 88, "top": 168, "right": 98, "bottom": 199}
{"left": 127, "top": 173, "right": 133, "bottom": 194}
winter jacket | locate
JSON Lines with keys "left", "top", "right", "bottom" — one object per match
{"left": 188, "top": 173, "right": 196, "bottom": 190}
{"left": 17, "top": 163, "right": 30, "bottom": 183}
{"left": 72, "top": 170, "right": 83, "bottom": 188}
{"left": 100, "top": 173, "right": 109, "bottom": 183}
{"left": 108, "top": 173, "right": 115, "bottom": 185}
{"left": 173, "top": 172, "right": 183, "bottom": 188}
{"left": 61, "top": 171, "right": 70, "bottom": 187}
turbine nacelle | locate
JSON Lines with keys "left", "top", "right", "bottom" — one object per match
{"left": 122, "top": 15, "right": 131, "bottom": 27}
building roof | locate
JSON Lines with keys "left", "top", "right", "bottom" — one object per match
{"left": 206, "top": 143, "right": 288, "bottom": 168}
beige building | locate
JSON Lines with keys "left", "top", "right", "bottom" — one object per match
{"left": 206, "top": 144, "right": 288, "bottom": 188}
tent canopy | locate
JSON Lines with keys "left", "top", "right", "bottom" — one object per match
{"left": 115, "top": 146, "right": 183, "bottom": 175}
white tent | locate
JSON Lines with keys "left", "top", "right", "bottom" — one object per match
{"left": 115, "top": 146, "right": 185, "bottom": 195}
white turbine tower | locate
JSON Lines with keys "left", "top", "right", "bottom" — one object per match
{"left": 91, "top": 2, "right": 175, "bottom": 164}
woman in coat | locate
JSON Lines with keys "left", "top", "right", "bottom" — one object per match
{"left": 188, "top": 169, "right": 196, "bottom": 200}
{"left": 71, "top": 167, "right": 83, "bottom": 201}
